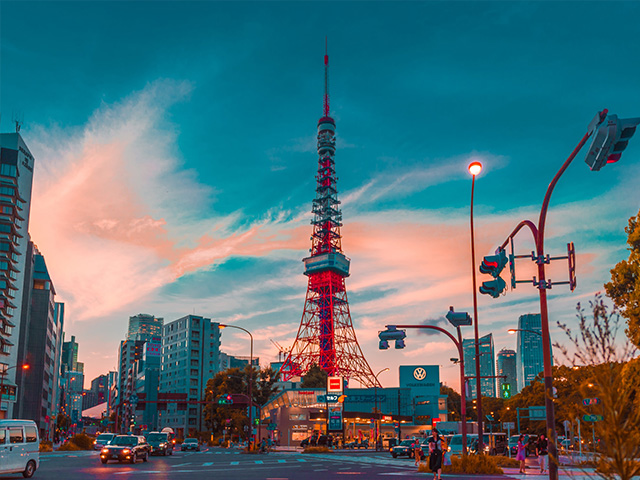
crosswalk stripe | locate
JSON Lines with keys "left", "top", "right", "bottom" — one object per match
{"left": 203, "top": 462, "right": 214, "bottom": 466}
{"left": 297, "top": 458, "right": 307, "bottom": 462}
{"left": 255, "top": 460, "right": 264, "bottom": 464}
{"left": 278, "top": 459, "right": 286, "bottom": 463}
{"left": 231, "top": 461, "right": 239, "bottom": 465}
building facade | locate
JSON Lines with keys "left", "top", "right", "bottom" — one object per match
{"left": 516, "top": 314, "right": 551, "bottom": 391}
{"left": 463, "top": 334, "right": 496, "bottom": 398}
{"left": 159, "top": 315, "right": 221, "bottom": 437}
{"left": 0, "top": 132, "right": 35, "bottom": 419}
{"left": 127, "top": 313, "right": 163, "bottom": 342}
{"left": 16, "top": 246, "right": 61, "bottom": 437}
{"left": 496, "top": 348, "right": 517, "bottom": 397}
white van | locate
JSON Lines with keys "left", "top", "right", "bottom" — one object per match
{"left": 0, "top": 419, "right": 40, "bottom": 478}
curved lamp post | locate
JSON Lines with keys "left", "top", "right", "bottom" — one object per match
{"left": 468, "top": 160, "right": 484, "bottom": 453}
{"left": 219, "top": 324, "right": 254, "bottom": 448}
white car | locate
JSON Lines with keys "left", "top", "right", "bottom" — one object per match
{"left": 0, "top": 419, "right": 40, "bottom": 478}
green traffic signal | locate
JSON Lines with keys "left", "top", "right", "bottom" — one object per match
{"left": 501, "top": 383, "right": 511, "bottom": 399}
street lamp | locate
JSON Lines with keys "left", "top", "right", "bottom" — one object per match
{"left": 0, "top": 364, "right": 29, "bottom": 417}
{"left": 508, "top": 328, "right": 542, "bottom": 337}
{"left": 219, "top": 324, "right": 254, "bottom": 448}
{"left": 468, "top": 160, "right": 485, "bottom": 454}
{"left": 373, "top": 367, "right": 389, "bottom": 451}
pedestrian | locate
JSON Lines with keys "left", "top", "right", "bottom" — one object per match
{"left": 516, "top": 434, "right": 526, "bottom": 474}
{"left": 536, "top": 434, "right": 548, "bottom": 474}
{"left": 428, "top": 429, "right": 443, "bottom": 480}
{"left": 414, "top": 441, "right": 422, "bottom": 467}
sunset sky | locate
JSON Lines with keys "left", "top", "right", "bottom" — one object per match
{"left": 2, "top": 1, "right": 640, "bottom": 388}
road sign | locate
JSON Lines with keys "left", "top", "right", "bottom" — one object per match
{"left": 583, "top": 415, "right": 603, "bottom": 422}
{"left": 130, "top": 394, "right": 139, "bottom": 405}
{"left": 582, "top": 398, "right": 600, "bottom": 406}
{"left": 529, "top": 406, "right": 546, "bottom": 420}
{"left": 502, "top": 422, "right": 515, "bottom": 430}
{"left": 317, "top": 395, "right": 325, "bottom": 403}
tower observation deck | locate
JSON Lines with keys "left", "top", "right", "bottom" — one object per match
{"left": 280, "top": 45, "right": 379, "bottom": 388}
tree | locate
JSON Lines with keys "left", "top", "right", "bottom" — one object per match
{"left": 605, "top": 208, "right": 640, "bottom": 347}
{"left": 300, "top": 364, "right": 328, "bottom": 388}
{"left": 555, "top": 295, "right": 640, "bottom": 480}
{"left": 253, "top": 366, "right": 280, "bottom": 406}
{"left": 441, "top": 385, "right": 461, "bottom": 421}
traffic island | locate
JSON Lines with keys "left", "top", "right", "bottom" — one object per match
{"left": 302, "top": 446, "right": 333, "bottom": 454}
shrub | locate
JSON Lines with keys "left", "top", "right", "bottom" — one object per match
{"left": 303, "top": 446, "right": 332, "bottom": 454}
{"left": 419, "top": 455, "right": 504, "bottom": 474}
{"left": 68, "top": 433, "right": 95, "bottom": 450}
{"left": 494, "top": 456, "right": 520, "bottom": 468}
{"left": 39, "top": 441, "right": 53, "bottom": 452}
{"left": 58, "top": 441, "right": 81, "bottom": 451}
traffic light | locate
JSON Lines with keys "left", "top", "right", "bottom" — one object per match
{"left": 218, "top": 393, "right": 233, "bottom": 405}
{"left": 501, "top": 383, "right": 511, "bottom": 399}
{"left": 378, "top": 326, "right": 407, "bottom": 349}
{"left": 445, "top": 307, "right": 472, "bottom": 327}
{"left": 479, "top": 277, "right": 507, "bottom": 298}
{"left": 479, "top": 249, "right": 508, "bottom": 298}
{"left": 584, "top": 112, "right": 640, "bottom": 171}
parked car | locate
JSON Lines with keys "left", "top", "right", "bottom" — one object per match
{"left": 448, "top": 433, "right": 474, "bottom": 456}
{"left": 391, "top": 439, "right": 417, "bottom": 458}
{"left": 0, "top": 419, "right": 40, "bottom": 478}
{"left": 508, "top": 434, "right": 538, "bottom": 457}
{"left": 100, "top": 435, "right": 150, "bottom": 464}
{"left": 300, "top": 434, "right": 318, "bottom": 448}
{"left": 317, "top": 434, "right": 333, "bottom": 447}
{"left": 181, "top": 438, "right": 200, "bottom": 451}
{"left": 345, "top": 439, "right": 369, "bottom": 449}
{"left": 93, "top": 433, "right": 116, "bottom": 450}
{"left": 147, "top": 431, "right": 174, "bottom": 456}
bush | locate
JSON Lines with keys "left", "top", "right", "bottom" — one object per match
{"left": 303, "top": 446, "right": 332, "bottom": 454}
{"left": 39, "top": 441, "right": 53, "bottom": 452}
{"left": 419, "top": 455, "right": 504, "bottom": 474}
{"left": 493, "top": 456, "right": 520, "bottom": 468}
{"left": 58, "top": 441, "right": 81, "bottom": 451}
{"left": 68, "top": 433, "right": 95, "bottom": 450}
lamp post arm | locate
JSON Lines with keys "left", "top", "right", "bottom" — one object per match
{"left": 393, "top": 325, "right": 460, "bottom": 350}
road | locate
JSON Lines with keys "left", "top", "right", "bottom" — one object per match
{"left": 2, "top": 447, "right": 598, "bottom": 480}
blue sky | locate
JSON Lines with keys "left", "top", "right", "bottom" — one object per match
{"left": 2, "top": 1, "right": 639, "bottom": 387}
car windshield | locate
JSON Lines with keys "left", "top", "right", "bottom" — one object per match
{"left": 184, "top": 438, "right": 197, "bottom": 443}
{"left": 113, "top": 436, "right": 137, "bottom": 446}
{"left": 147, "top": 433, "right": 168, "bottom": 442}
{"left": 97, "top": 434, "right": 114, "bottom": 442}
{"left": 450, "top": 435, "right": 462, "bottom": 445}
{"left": 399, "top": 440, "right": 413, "bottom": 446}
{"left": 509, "top": 436, "right": 520, "bottom": 445}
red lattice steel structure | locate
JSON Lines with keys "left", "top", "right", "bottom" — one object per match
{"left": 280, "top": 45, "right": 379, "bottom": 388}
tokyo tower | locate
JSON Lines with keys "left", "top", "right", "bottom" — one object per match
{"left": 280, "top": 44, "right": 379, "bottom": 388}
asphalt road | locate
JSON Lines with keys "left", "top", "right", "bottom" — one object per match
{"left": 2, "top": 447, "right": 513, "bottom": 480}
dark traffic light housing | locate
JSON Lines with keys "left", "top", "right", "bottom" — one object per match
{"left": 584, "top": 111, "right": 640, "bottom": 171}
{"left": 218, "top": 393, "right": 234, "bottom": 405}
{"left": 378, "top": 326, "right": 407, "bottom": 349}
{"left": 445, "top": 307, "right": 472, "bottom": 327}
{"left": 479, "top": 249, "right": 508, "bottom": 298}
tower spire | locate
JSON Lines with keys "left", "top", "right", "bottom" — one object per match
{"left": 323, "top": 37, "right": 330, "bottom": 118}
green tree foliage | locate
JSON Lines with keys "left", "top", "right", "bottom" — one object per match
{"left": 254, "top": 366, "right": 280, "bottom": 406}
{"left": 300, "top": 364, "right": 328, "bottom": 388}
{"left": 441, "top": 385, "right": 461, "bottom": 421}
{"left": 555, "top": 296, "right": 640, "bottom": 480}
{"left": 605, "top": 208, "right": 640, "bottom": 347}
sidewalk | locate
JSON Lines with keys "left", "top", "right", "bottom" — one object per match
{"left": 503, "top": 466, "right": 602, "bottom": 479}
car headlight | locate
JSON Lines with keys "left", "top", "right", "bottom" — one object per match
{"left": 122, "top": 449, "right": 130, "bottom": 454}
{"left": 159, "top": 443, "right": 166, "bottom": 448}
{"left": 101, "top": 448, "right": 108, "bottom": 454}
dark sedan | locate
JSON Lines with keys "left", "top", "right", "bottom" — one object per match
{"left": 181, "top": 438, "right": 200, "bottom": 451}
{"left": 100, "top": 435, "right": 150, "bottom": 464}
{"left": 391, "top": 439, "right": 418, "bottom": 458}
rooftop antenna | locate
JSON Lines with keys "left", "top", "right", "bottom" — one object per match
{"left": 12, "top": 111, "right": 23, "bottom": 133}
{"left": 323, "top": 36, "right": 330, "bottom": 118}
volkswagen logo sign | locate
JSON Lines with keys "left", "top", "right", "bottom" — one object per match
{"left": 413, "top": 367, "right": 427, "bottom": 381}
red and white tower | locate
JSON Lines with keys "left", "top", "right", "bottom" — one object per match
{"left": 280, "top": 45, "right": 379, "bottom": 388}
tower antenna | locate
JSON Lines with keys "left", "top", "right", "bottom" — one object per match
{"left": 323, "top": 37, "right": 329, "bottom": 118}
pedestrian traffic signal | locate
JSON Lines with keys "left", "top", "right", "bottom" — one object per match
{"left": 501, "top": 383, "right": 511, "bottom": 399}
{"left": 479, "top": 249, "right": 508, "bottom": 298}
{"left": 378, "top": 326, "right": 407, "bottom": 349}
{"left": 584, "top": 112, "right": 640, "bottom": 171}
{"left": 479, "top": 277, "right": 507, "bottom": 298}
{"left": 479, "top": 249, "right": 508, "bottom": 277}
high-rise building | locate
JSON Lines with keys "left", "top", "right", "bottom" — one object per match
{"left": 61, "top": 335, "right": 79, "bottom": 374}
{"left": 159, "top": 315, "right": 221, "bottom": 438}
{"left": 116, "top": 338, "right": 145, "bottom": 432}
{"left": 219, "top": 352, "right": 260, "bottom": 371}
{"left": 127, "top": 314, "right": 163, "bottom": 342}
{"left": 15, "top": 245, "right": 62, "bottom": 437}
{"left": 463, "top": 334, "right": 496, "bottom": 398}
{"left": 0, "top": 132, "right": 35, "bottom": 419}
{"left": 497, "top": 348, "right": 517, "bottom": 397}
{"left": 516, "top": 314, "right": 551, "bottom": 391}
